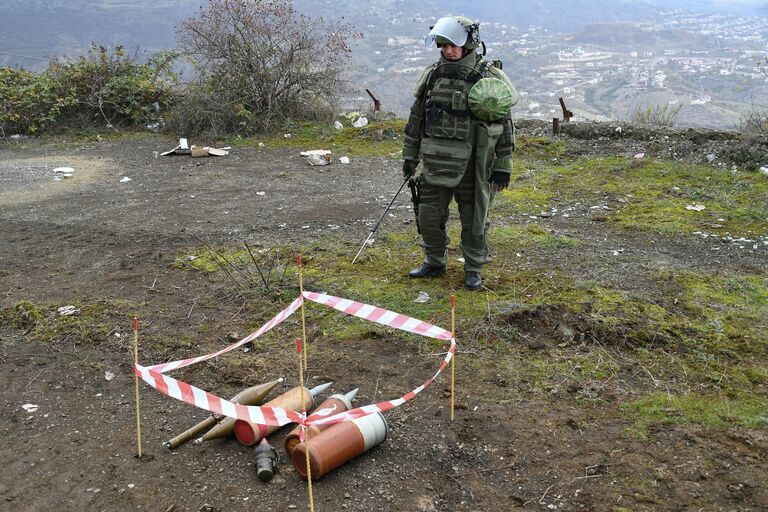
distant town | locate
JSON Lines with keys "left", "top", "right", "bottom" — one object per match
{"left": 361, "top": 9, "right": 768, "bottom": 129}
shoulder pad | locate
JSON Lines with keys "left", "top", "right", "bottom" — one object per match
{"left": 487, "top": 66, "right": 519, "bottom": 107}
{"left": 413, "top": 63, "right": 438, "bottom": 98}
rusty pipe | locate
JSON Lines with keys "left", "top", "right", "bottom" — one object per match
{"left": 283, "top": 388, "right": 359, "bottom": 456}
{"left": 232, "top": 382, "right": 332, "bottom": 446}
{"left": 291, "top": 412, "right": 388, "bottom": 481}
{"left": 165, "top": 378, "right": 282, "bottom": 448}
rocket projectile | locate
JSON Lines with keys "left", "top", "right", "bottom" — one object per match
{"left": 308, "top": 381, "right": 333, "bottom": 398}
{"left": 232, "top": 381, "right": 333, "bottom": 446}
{"left": 343, "top": 388, "right": 359, "bottom": 403}
{"left": 292, "top": 412, "right": 389, "bottom": 481}
{"left": 284, "top": 387, "right": 359, "bottom": 456}
{"left": 190, "top": 378, "right": 281, "bottom": 443}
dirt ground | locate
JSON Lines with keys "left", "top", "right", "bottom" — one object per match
{"left": 0, "top": 128, "right": 766, "bottom": 512}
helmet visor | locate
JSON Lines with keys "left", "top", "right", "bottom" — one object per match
{"left": 424, "top": 16, "right": 468, "bottom": 47}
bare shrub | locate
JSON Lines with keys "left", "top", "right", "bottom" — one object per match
{"left": 174, "top": 0, "right": 362, "bottom": 136}
{"left": 628, "top": 103, "right": 682, "bottom": 127}
{"left": 738, "top": 103, "right": 768, "bottom": 135}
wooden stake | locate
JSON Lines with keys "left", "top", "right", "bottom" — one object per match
{"left": 298, "top": 255, "right": 308, "bottom": 372}
{"left": 451, "top": 295, "right": 456, "bottom": 422}
{"left": 297, "top": 338, "right": 315, "bottom": 512}
{"left": 133, "top": 317, "right": 143, "bottom": 457}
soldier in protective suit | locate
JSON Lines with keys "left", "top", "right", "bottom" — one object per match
{"left": 403, "top": 15, "right": 518, "bottom": 290}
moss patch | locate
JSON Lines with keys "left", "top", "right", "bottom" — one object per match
{"left": 502, "top": 156, "right": 768, "bottom": 237}
{"left": 247, "top": 119, "right": 406, "bottom": 157}
{"left": 625, "top": 392, "right": 768, "bottom": 438}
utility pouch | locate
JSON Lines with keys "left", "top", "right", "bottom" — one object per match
{"left": 425, "top": 77, "right": 471, "bottom": 141}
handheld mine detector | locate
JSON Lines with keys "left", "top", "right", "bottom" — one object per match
{"left": 232, "top": 381, "right": 333, "bottom": 446}
{"left": 351, "top": 177, "right": 413, "bottom": 264}
{"left": 165, "top": 379, "right": 282, "bottom": 449}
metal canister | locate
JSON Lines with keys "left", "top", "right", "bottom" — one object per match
{"left": 291, "top": 412, "right": 388, "bottom": 481}
{"left": 283, "top": 389, "right": 357, "bottom": 456}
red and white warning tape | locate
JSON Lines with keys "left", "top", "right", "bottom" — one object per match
{"left": 134, "top": 291, "right": 456, "bottom": 429}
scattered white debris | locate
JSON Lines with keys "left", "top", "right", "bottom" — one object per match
{"left": 611, "top": 249, "right": 625, "bottom": 256}
{"left": 307, "top": 154, "right": 331, "bottom": 166}
{"left": 759, "top": 166, "right": 768, "bottom": 176}
{"left": 256, "top": 191, "right": 266, "bottom": 196}
{"left": 302, "top": 225, "right": 310, "bottom": 229}
{"left": 615, "top": 126, "right": 622, "bottom": 133}
{"left": 671, "top": 186, "right": 681, "bottom": 191}
{"left": 634, "top": 153, "right": 645, "bottom": 159}
{"left": 104, "top": 371, "right": 115, "bottom": 381}
{"left": 457, "top": 257, "right": 465, "bottom": 263}
{"left": 54, "top": 167, "right": 74, "bottom": 174}
{"left": 352, "top": 116, "right": 369, "bottom": 128}
{"left": 300, "top": 149, "right": 332, "bottom": 157}
{"left": 127, "top": 484, "right": 135, "bottom": 489}
{"left": 706, "top": 154, "right": 717, "bottom": 162}
{"left": 685, "top": 204, "right": 706, "bottom": 212}
{"left": 186, "top": 255, "right": 197, "bottom": 261}
{"left": 283, "top": 133, "right": 292, "bottom": 138}
{"left": 258, "top": 142, "right": 265, "bottom": 147}
{"left": 339, "top": 156, "right": 350, "bottom": 164}
{"left": 334, "top": 120, "right": 344, "bottom": 130}
{"left": 414, "top": 291, "right": 430, "bottom": 304}
{"left": 22, "top": 404, "right": 39, "bottom": 413}
{"left": 57, "top": 305, "right": 79, "bottom": 316}
{"left": 119, "top": 177, "right": 132, "bottom": 183}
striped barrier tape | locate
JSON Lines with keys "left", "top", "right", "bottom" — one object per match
{"left": 134, "top": 291, "right": 456, "bottom": 430}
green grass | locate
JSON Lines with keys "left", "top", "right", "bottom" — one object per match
{"left": 1, "top": 299, "right": 135, "bottom": 346}
{"left": 499, "top": 156, "right": 768, "bottom": 236}
{"left": 243, "top": 118, "right": 407, "bottom": 157}
{"left": 490, "top": 223, "right": 580, "bottom": 249}
{"left": 624, "top": 392, "right": 768, "bottom": 439}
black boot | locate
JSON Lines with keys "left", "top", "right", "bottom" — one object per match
{"left": 465, "top": 271, "right": 482, "bottom": 290}
{"left": 408, "top": 263, "right": 446, "bottom": 278}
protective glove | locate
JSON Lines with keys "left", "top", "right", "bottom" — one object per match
{"left": 489, "top": 171, "right": 510, "bottom": 192}
{"left": 402, "top": 159, "right": 419, "bottom": 180}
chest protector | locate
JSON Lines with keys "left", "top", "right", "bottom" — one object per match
{"left": 420, "top": 58, "right": 497, "bottom": 188}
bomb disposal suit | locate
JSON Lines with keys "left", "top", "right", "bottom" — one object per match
{"left": 403, "top": 16, "right": 518, "bottom": 290}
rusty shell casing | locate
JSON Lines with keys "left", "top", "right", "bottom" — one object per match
{"left": 233, "top": 386, "right": 313, "bottom": 446}
{"left": 197, "top": 379, "right": 281, "bottom": 442}
{"left": 283, "top": 393, "right": 353, "bottom": 456}
{"left": 291, "top": 412, "right": 388, "bottom": 481}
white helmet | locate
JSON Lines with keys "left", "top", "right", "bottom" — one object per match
{"left": 424, "top": 16, "right": 480, "bottom": 49}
